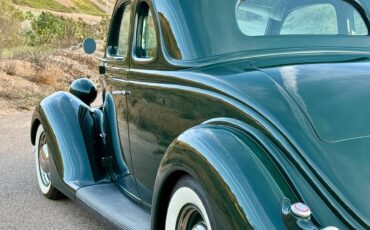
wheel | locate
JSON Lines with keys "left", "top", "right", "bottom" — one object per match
{"left": 165, "top": 175, "right": 213, "bottom": 230}
{"left": 35, "top": 125, "right": 64, "bottom": 199}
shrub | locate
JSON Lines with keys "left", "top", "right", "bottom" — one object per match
{"left": 25, "top": 12, "right": 104, "bottom": 48}
{"left": 25, "top": 12, "right": 108, "bottom": 48}
{"left": 28, "top": 50, "right": 48, "bottom": 70}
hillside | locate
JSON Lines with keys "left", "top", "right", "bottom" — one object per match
{"left": 0, "top": 0, "right": 114, "bottom": 112}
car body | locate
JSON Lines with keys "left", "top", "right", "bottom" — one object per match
{"left": 30, "top": 0, "right": 370, "bottom": 229}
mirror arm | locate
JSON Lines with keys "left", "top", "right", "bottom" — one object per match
{"left": 93, "top": 54, "right": 108, "bottom": 63}
{"left": 92, "top": 54, "right": 124, "bottom": 63}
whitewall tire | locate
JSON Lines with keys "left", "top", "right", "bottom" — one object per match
{"left": 166, "top": 176, "right": 212, "bottom": 230}
{"left": 34, "top": 125, "right": 64, "bottom": 199}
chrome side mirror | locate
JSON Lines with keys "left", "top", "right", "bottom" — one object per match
{"left": 83, "top": 38, "right": 97, "bottom": 54}
{"left": 82, "top": 38, "right": 107, "bottom": 63}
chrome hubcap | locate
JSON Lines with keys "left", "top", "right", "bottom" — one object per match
{"left": 177, "top": 205, "right": 208, "bottom": 230}
{"left": 192, "top": 222, "right": 207, "bottom": 230}
{"left": 38, "top": 134, "right": 50, "bottom": 186}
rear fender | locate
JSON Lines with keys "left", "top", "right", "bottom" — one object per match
{"left": 152, "top": 120, "right": 297, "bottom": 229}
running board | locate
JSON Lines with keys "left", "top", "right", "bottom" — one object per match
{"left": 76, "top": 183, "right": 151, "bottom": 230}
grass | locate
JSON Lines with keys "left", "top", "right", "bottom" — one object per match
{"left": 71, "top": 0, "right": 105, "bottom": 15}
{"left": 12, "top": 0, "right": 106, "bottom": 16}
{"left": 12, "top": 0, "right": 72, "bottom": 13}
{"left": 96, "top": 0, "right": 106, "bottom": 6}
{"left": 0, "top": 1, "right": 25, "bottom": 49}
{"left": 1, "top": 45, "right": 53, "bottom": 59}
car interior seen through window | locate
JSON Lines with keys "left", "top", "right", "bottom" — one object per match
{"left": 117, "top": 4, "right": 132, "bottom": 57}
{"left": 236, "top": 0, "right": 368, "bottom": 36}
{"left": 135, "top": 3, "right": 157, "bottom": 59}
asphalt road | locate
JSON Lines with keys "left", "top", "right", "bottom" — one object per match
{"left": 0, "top": 112, "right": 106, "bottom": 229}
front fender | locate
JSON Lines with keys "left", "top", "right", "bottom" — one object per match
{"left": 31, "top": 92, "right": 100, "bottom": 199}
{"left": 152, "top": 122, "right": 297, "bottom": 229}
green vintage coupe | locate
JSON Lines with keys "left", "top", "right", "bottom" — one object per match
{"left": 30, "top": 0, "right": 370, "bottom": 229}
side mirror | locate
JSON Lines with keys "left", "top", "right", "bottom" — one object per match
{"left": 82, "top": 38, "right": 107, "bottom": 64}
{"left": 69, "top": 78, "right": 97, "bottom": 106}
{"left": 83, "top": 38, "right": 97, "bottom": 55}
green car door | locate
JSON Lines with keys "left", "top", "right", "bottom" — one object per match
{"left": 125, "top": 0, "right": 246, "bottom": 207}
{"left": 104, "top": 0, "right": 141, "bottom": 200}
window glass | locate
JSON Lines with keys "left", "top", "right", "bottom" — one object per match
{"left": 236, "top": 0, "right": 368, "bottom": 36}
{"left": 135, "top": 3, "right": 157, "bottom": 59}
{"left": 117, "top": 4, "right": 132, "bottom": 57}
{"left": 237, "top": 9, "right": 268, "bottom": 36}
{"left": 156, "top": 0, "right": 370, "bottom": 61}
{"left": 236, "top": 0, "right": 286, "bottom": 36}
{"left": 354, "top": 11, "right": 367, "bottom": 35}
{"left": 281, "top": 5, "right": 337, "bottom": 35}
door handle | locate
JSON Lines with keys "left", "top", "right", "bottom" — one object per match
{"left": 112, "top": 90, "right": 131, "bottom": 96}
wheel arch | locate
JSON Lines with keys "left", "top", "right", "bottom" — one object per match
{"left": 151, "top": 119, "right": 298, "bottom": 230}
{"left": 30, "top": 113, "right": 40, "bottom": 146}
{"left": 151, "top": 168, "right": 189, "bottom": 230}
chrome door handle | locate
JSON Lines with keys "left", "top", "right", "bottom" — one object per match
{"left": 112, "top": 90, "right": 131, "bottom": 96}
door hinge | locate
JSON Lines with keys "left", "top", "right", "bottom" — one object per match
{"left": 102, "top": 155, "right": 113, "bottom": 168}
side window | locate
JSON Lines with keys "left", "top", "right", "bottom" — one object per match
{"left": 117, "top": 4, "right": 132, "bottom": 57}
{"left": 236, "top": 0, "right": 368, "bottom": 36}
{"left": 237, "top": 8, "right": 269, "bottom": 36}
{"left": 236, "top": 0, "right": 287, "bottom": 36}
{"left": 134, "top": 2, "right": 157, "bottom": 59}
{"left": 353, "top": 11, "right": 367, "bottom": 35}
{"left": 281, "top": 4, "right": 338, "bottom": 35}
